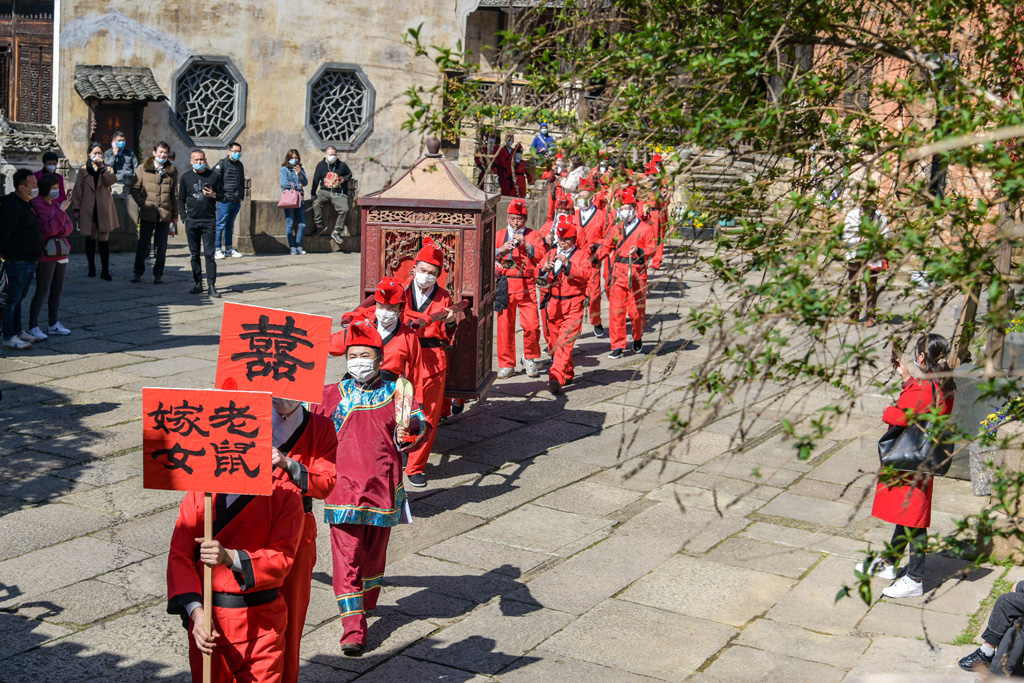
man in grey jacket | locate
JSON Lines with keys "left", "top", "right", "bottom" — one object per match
{"left": 103, "top": 131, "right": 139, "bottom": 185}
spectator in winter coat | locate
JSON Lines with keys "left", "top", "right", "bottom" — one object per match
{"left": 0, "top": 170, "right": 42, "bottom": 350}
{"left": 34, "top": 151, "right": 65, "bottom": 204}
{"left": 310, "top": 146, "right": 352, "bottom": 247}
{"left": 178, "top": 150, "right": 223, "bottom": 298}
{"left": 130, "top": 141, "right": 179, "bottom": 284}
{"left": 279, "top": 149, "right": 308, "bottom": 255}
{"left": 27, "top": 173, "right": 73, "bottom": 340}
{"left": 103, "top": 131, "right": 139, "bottom": 186}
{"left": 71, "top": 142, "right": 118, "bottom": 280}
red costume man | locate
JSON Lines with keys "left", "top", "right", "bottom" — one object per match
{"left": 273, "top": 397, "right": 339, "bottom": 683}
{"left": 641, "top": 154, "right": 670, "bottom": 270}
{"left": 310, "top": 320, "right": 429, "bottom": 656}
{"left": 573, "top": 178, "right": 610, "bottom": 338}
{"left": 402, "top": 238, "right": 459, "bottom": 487}
{"left": 495, "top": 198, "right": 547, "bottom": 379}
{"left": 539, "top": 215, "right": 595, "bottom": 394}
{"left": 513, "top": 144, "right": 534, "bottom": 198}
{"left": 538, "top": 195, "right": 574, "bottom": 352}
{"left": 493, "top": 136, "right": 515, "bottom": 196}
{"left": 335, "top": 277, "right": 423, "bottom": 402}
{"left": 542, "top": 154, "right": 568, "bottom": 221}
{"left": 167, "top": 475, "right": 304, "bottom": 682}
{"left": 597, "top": 186, "right": 656, "bottom": 358}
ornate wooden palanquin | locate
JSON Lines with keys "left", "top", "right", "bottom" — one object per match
{"left": 358, "top": 140, "right": 500, "bottom": 399}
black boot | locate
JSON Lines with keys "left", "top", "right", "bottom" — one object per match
{"left": 85, "top": 238, "right": 97, "bottom": 277}
{"left": 98, "top": 241, "right": 112, "bottom": 280}
{"left": 190, "top": 281, "right": 203, "bottom": 295}
{"left": 207, "top": 280, "right": 221, "bottom": 298}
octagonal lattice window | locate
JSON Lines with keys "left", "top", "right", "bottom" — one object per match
{"left": 171, "top": 56, "right": 247, "bottom": 146}
{"left": 306, "top": 63, "right": 375, "bottom": 152}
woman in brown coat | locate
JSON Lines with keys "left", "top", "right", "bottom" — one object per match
{"left": 70, "top": 142, "right": 118, "bottom": 279}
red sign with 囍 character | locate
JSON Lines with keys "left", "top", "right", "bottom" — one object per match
{"left": 215, "top": 302, "right": 332, "bottom": 403}
{"left": 142, "top": 388, "right": 273, "bottom": 495}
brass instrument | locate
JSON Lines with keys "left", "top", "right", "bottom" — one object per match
{"left": 534, "top": 254, "right": 564, "bottom": 290}
{"left": 500, "top": 237, "right": 520, "bottom": 269}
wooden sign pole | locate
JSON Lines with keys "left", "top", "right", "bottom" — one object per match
{"left": 203, "top": 491, "right": 213, "bottom": 683}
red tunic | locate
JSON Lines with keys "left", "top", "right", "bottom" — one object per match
{"left": 494, "top": 145, "right": 514, "bottom": 196}
{"left": 402, "top": 284, "right": 455, "bottom": 381}
{"left": 541, "top": 248, "right": 594, "bottom": 385}
{"left": 166, "top": 480, "right": 304, "bottom": 682}
{"left": 871, "top": 378, "right": 954, "bottom": 528}
{"left": 495, "top": 226, "right": 547, "bottom": 294}
{"left": 575, "top": 205, "right": 609, "bottom": 252}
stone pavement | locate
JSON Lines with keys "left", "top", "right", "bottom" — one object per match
{"left": 0, "top": 242, "right": 1004, "bottom": 682}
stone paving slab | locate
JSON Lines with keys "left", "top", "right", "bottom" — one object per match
{"left": 0, "top": 503, "right": 117, "bottom": 561}
{"left": 534, "top": 479, "right": 644, "bottom": 517}
{"left": 465, "top": 504, "right": 614, "bottom": 557}
{"left": 857, "top": 601, "right": 968, "bottom": 644}
{"left": 16, "top": 578, "right": 144, "bottom": 626}
{"left": 693, "top": 645, "right": 846, "bottom": 683}
{"left": 704, "top": 536, "right": 822, "bottom": 579}
{"left": 620, "top": 554, "right": 796, "bottom": 627}
{"left": 767, "top": 554, "right": 873, "bottom": 635}
{"left": 349, "top": 655, "right": 488, "bottom": 682}
{"left": 844, "top": 637, "right": 977, "bottom": 681}
{"left": 736, "top": 618, "right": 872, "bottom": 668}
{"left": 541, "top": 598, "right": 737, "bottom": 682}
{"left": 497, "top": 649, "right": 663, "bottom": 682}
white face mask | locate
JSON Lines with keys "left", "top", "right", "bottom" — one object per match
{"left": 348, "top": 358, "right": 378, "bottom": 383}
{"left": 576, "top": 197, "right": 591, "bottom": 209}
{"left": 273, "top": 397, "right": 302, "bottom": 417}
{"left": 29, "top": 188, "right": 38, "bottom": 198}
{"left": 91, "top": 154, "right": 103, "bottom": 163}
{"left": 415, "top": 271, "right": 437, "bottom": 290}
{"left": 44, "top": 164, "right": 56, "bottom": 173}
{"left": 375, "top": 308, "right": 398, "bottom": 328}
{"left": 599, "top": 164, "right": 608, "bottom": 173}
{"left": 326, "top": 154, "right": 337, "bottom": 163}
{"left": 618, "top": 206, "right": 636, "bottom": 222}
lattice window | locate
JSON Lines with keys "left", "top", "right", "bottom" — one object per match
{"left": 175, "top": 63, "right": 236, "bottom": 139}
{"left": 305, "top": 64, "right": 375, "bottom": 152}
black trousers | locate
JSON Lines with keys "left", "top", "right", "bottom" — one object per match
{"left": 983, "top": 583, "right": 1024, "bottom": 676}
{"left": 185, "top": 221, "right": 216, "bottom": 284}
{"left": 887, "top": 525, "right": 926, "bottom": 581}
{"left": 135, "top": 220, "right": 170, "bottom": 278}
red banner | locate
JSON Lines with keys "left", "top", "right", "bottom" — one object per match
{"left": 142, "top": 388, "right": 273, "bottom": 495}
{"left": 215, "top": 303, "right": 332, "bottom": 403}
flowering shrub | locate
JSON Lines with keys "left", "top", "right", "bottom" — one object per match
{"left": 980, "top": 396, "right": 1024, "bottom": 445}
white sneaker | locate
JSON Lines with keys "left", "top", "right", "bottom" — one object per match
{"left": 214, "top": 249, "right": 225, "bottom": 260}
{"left": 19, "top": 330, "right": 43, "bottom": 343}
{"left": 855, "top": 557, "right": 898, "bottom": 581}
{"left": 523, "top": 358, "right": 540, "bottom": 378}
{"left": 229, "top": 248, "right": 244, "bottom": 258}
{"left": 290, "top": 247, "right": 298, "bottom": 255}
{"left": 882, "top": 575, "right": 923, "bottom": 599}
{"left": 296, "top": 247, "right": 307, "bottom": 255}
{"left": 27, "top": 327, "right": 48, "bottom": 341}
{"left": 497, "top": 366, "right": 516, "bottom": 379}
{"left": 48, "top": 322, "right": 71, "bottom": 335}
{"left": 4, "top": 335, "right": 31, "bottom": 350}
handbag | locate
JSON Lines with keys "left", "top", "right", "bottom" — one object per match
{"left": 278, "top": 181, "right": 301, "bottom": 209}
{"left": 44, "top": 237, "right": 71, "bottom": 258}
{"left": 0, "top": 257, "right": 8, "bottom": 309}
{"left": 877, "top": 381, "right": 953, "bottom": 475}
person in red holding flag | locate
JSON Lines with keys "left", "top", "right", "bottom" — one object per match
{"left": 310, "top": 319, "right": 429, "bottom": 656}
{"left": 272, "top": 396, "right": 339, "bottom": 683}
{"left": 335, "top": 277, "right": 422, "bottom": 401}
{"left": 166, "top": 469, "right": 304, "bottom": 682}
{"left": 539, "top": 215, "right": 595, "bottom": 394}
{"left": 495, "top": 198, "right": 547, "bottom": 379}
{"left": 596, "top": 186, "right": 656, "bottom": 358}
{"left": 402, "top": 237, "right": 459, "bottom": 487}
{"left": 573, "top": 178, "right": 610, "bottom": 337}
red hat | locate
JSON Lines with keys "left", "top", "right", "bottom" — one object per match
{"left": 345, "top": 318, "right": 383, "bottom": 351}
{"left": 508, "top": 198, "right": 528, "bottom": 216}
{"left": 374, "top": 277, "right": 404, "bottom": 305}
{"left": 554, "top": 153, "right": 564, "bottom": 160}
{"left": 555, "top": 214, "right": 576, "bottom": 240}
{"left": 415, "top": 237, "right": 444, "bottom": 268}
{"left": 328, "top": 330, "right": 347, "bottom": 356}
{"left": 618, "top": 186, "right": 638, "bottom": 206}
{"left": 578, "top": 176, "right": 596, "bottom": 193}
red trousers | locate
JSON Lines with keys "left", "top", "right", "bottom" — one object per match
{"left": 608, "top": 266, "right": 647, "bottom": 350}
{"left": 405, "top": 369, "right": 445, "bottom": 475}
{"left": 546, "top": 297, "right": 585, "bottom": 384}
{"left": 648, "top": 209, "right": 665, "bottom": 270}
{"left": 497, "top": 284, "right": 541, "bottom": 368}
{"left": 187, "top": 598, "right": 287, "bottom": 683}
{"left": 330, "top": 523, "right": 392, "bottom": 645}
{"left": 586, "top": 261, "right": 608, "bottom": 326}
{"left": 280, "top": 513, "right": 317, "bottom": 683}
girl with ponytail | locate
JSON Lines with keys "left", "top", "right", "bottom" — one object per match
{"left": 856, "top": 333, "right": 956, "bottom": 598}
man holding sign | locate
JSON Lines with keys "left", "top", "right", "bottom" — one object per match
{"left": 154, "top": 388, "right": 303, "bottom": 683}
{"left": 309, "top": 320, "right": 429, "bottom": 656}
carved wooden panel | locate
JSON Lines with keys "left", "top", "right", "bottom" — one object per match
{"left": 368, "top": 209, "right": 474, "bottom": 226}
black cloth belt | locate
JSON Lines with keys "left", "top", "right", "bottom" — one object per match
{"left": 380, "top": 369, "right": 399, "bottom": 382}
{"left": 212, "top": 587, "right": 278, "bottom": 609}
{"left": 548, "top": 293, "right": 582, "bottom": 301}
{"left": 503, "top": 275, "right": 531, "bottom": 279}
{"left": 614, "top": 257, "right": 644, "bottom": 264}
{"left": 420, "top": 338, "right": 445, "bottom": 349}
{"left": 302, "top": 496, "right": 313, "bottom": 514}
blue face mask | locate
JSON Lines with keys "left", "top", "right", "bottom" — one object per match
{"left": 116, "top": 140, "right": 125, "bottom": 150}
{"left": 192, "top": 163, "right": 206, "bottom": 171}
{"left": 288, "top": 158, "right": 297, "bottom": 166}
{"left": 49, "top": 188, "right": 60, "bottom": 199}
{"left": 155, "top": 157, "right": 167, "bottom": 165}
{"left": 230, "top": 152, "right": 241, "bottom": 161}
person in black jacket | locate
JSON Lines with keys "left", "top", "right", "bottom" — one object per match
{"left": 178, "top": 150, "right": 223, "bottom": 298}
{"left": 0, "top": 169, "right": 42, "bottom": 349}
{"left": 213, "top": 142, "right": 245, "bottom": 259}
{"left": 310, "top": 146, "right": 352, "bottom": 246}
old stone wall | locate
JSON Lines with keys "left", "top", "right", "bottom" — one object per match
{"left": 57, "top": 2, "right": 477, "bottom": 203}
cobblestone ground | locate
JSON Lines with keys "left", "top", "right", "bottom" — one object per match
{"left": 0, "top": 242, "right": 1001, "bottom": 682}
